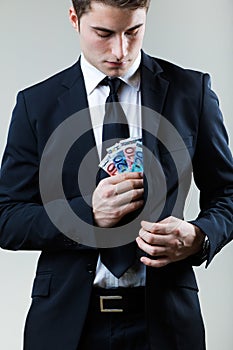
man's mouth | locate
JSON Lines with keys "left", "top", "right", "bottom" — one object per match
{"left": 106, "top": 60, "right": 128, "bottom": 66}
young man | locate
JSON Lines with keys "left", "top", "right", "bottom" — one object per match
{"left": 0, "top": 1, "right": 232, "bottom": 349}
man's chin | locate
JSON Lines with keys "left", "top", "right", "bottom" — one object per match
{"left": 99, "top": 61, "right": 132, "bottom": 77}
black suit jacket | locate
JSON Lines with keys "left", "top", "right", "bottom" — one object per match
{"left": 0, "top": 51, "right": 233, "bottom": 350}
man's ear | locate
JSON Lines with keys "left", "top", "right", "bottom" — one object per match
{"left": 69, "top": 6, "right": 79, "bottom": 32}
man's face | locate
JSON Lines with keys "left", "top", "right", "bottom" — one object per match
{"left": 70, "top": 2, "right": 147, "bottom": 77}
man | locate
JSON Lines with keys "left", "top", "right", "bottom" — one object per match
{"left": 0, "top": 1, "right": 232, "bottom": 349}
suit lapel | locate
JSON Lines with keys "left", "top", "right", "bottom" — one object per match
{"left": 58, "top": 60, "right": 90, "bottom": 117}
{"left": 141, "top": 51, "right": 169, "bottom": 113}
{"left": 140, "top": 52, "right": 169, "bottom": 168}
{"left": 57, "top": 60, "right": 99, "bottom": 182}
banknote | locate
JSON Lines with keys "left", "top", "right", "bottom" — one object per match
{"left": 120, "top": 137, "right": 139, "bottom": 170}
{"left": 99, "top": 137, "right": 143, "bottom": 176}
{"left": 131, "top": 141, "right": 143, "bottom": 172}
{"left": 99, "top": 153, "right": 118, "bottom": 176}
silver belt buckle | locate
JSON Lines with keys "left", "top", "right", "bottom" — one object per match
{"left": 100, "top": 295, "right": 123, "bottom": 313}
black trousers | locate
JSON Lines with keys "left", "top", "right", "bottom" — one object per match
{"left": 78, "top": 287, "right": 150, "bottom": 350}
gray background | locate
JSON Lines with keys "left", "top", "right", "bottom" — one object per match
{"left": 0, "top": 0, "right": 232, "bottom": 349}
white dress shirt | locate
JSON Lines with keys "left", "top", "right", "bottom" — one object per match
{"left": 80, "top": 53, "right": 145, "bottom": 288}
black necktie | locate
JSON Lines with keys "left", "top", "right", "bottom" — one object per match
{"left": 99, "top": 77, "right": 136, "bottom": 278}
{"left": 101, "top": 77, "right": 129, "bottom": 156}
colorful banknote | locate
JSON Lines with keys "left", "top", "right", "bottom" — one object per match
{"left": 99, "top": 137, "right": 143, "bottom": 176}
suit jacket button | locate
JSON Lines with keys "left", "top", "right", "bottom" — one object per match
{"left": 87, "top": 263, "right": 95, "bottom": 274}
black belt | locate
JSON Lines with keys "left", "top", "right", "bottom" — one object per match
{"left": 90, "top": 287, "right": 145, "bottom": 313}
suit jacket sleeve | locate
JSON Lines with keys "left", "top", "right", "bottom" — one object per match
{"left": 0, "top": 91, "right": 95, "bottom": 251}
{"left": 191, "top": 74, "right": 233, "bottom": 265}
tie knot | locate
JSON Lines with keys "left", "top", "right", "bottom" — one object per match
{"left": 102, "top": 77, "right": 122, "bottom": 95}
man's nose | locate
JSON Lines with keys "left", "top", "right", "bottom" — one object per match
{"left": 111, "top": 35, "right": 128, "bottom": 60}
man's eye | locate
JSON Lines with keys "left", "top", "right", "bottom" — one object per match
{"left": 126, "top": 30, "right": 138, "bottom": 37}
{"left": 96, "top": 31, "right": 112, "bottom": 38}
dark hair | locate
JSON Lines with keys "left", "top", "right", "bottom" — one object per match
{"left": 72, "top": 0, "right": 151, "bottom": 19}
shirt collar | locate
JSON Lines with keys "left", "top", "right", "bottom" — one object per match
{"left": 80, "top": 52, "right": 141, "bottom": 95}
{"left": 120, "top": 52, "right": 141, "bottom": 91}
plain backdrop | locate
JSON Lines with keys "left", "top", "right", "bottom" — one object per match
{"left": 0, "top": 1, "right": 232, "bottom": 349}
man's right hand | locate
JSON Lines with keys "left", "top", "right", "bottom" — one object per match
{"left": 92, "top": 172, "right": 144, "bottom": 228}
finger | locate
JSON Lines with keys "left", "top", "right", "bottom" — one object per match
{"left": 136, "top": 237, "right": 167, "bottom": 257}
{"left": 140, "top": 256, "right": 170, "bottom": 268}
{"left": 115, "top": 179, "right": 144, "bottom": 195}
{"left": 141, "top": 220, "right": 176, "bottom": 235}
{"left": 119, "top": 199, "right": 144, "bottom": 217}
{"left": 141, "top": 220, "right": 161, "bottom": 232}
{"left": 157, "top": 216, "right": 183, "bottom": 233}
{"left": 139, "top": 228, "right": 169, "bottom": 246}
{"left": 117, "top": 189, "right": 144, "bottom": 206}
{"left": 109, "top": 171, "right": 143, "bottom": 185}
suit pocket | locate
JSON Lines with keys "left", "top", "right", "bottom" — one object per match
{"left": 31, "top": 273, "right": 52, "bottom": 297}
{"left": 173, "top": 274, "right": 199, "bottom": 292}
{"left": 170, "top": 261, "right": 199, "bottom": 291}
{"left": 156, "top": 261, "right": 199, "bottom": 291}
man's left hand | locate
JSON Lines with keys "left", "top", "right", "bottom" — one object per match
{"left": 136, "top": 216, "right": 205, "bottom": 267}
